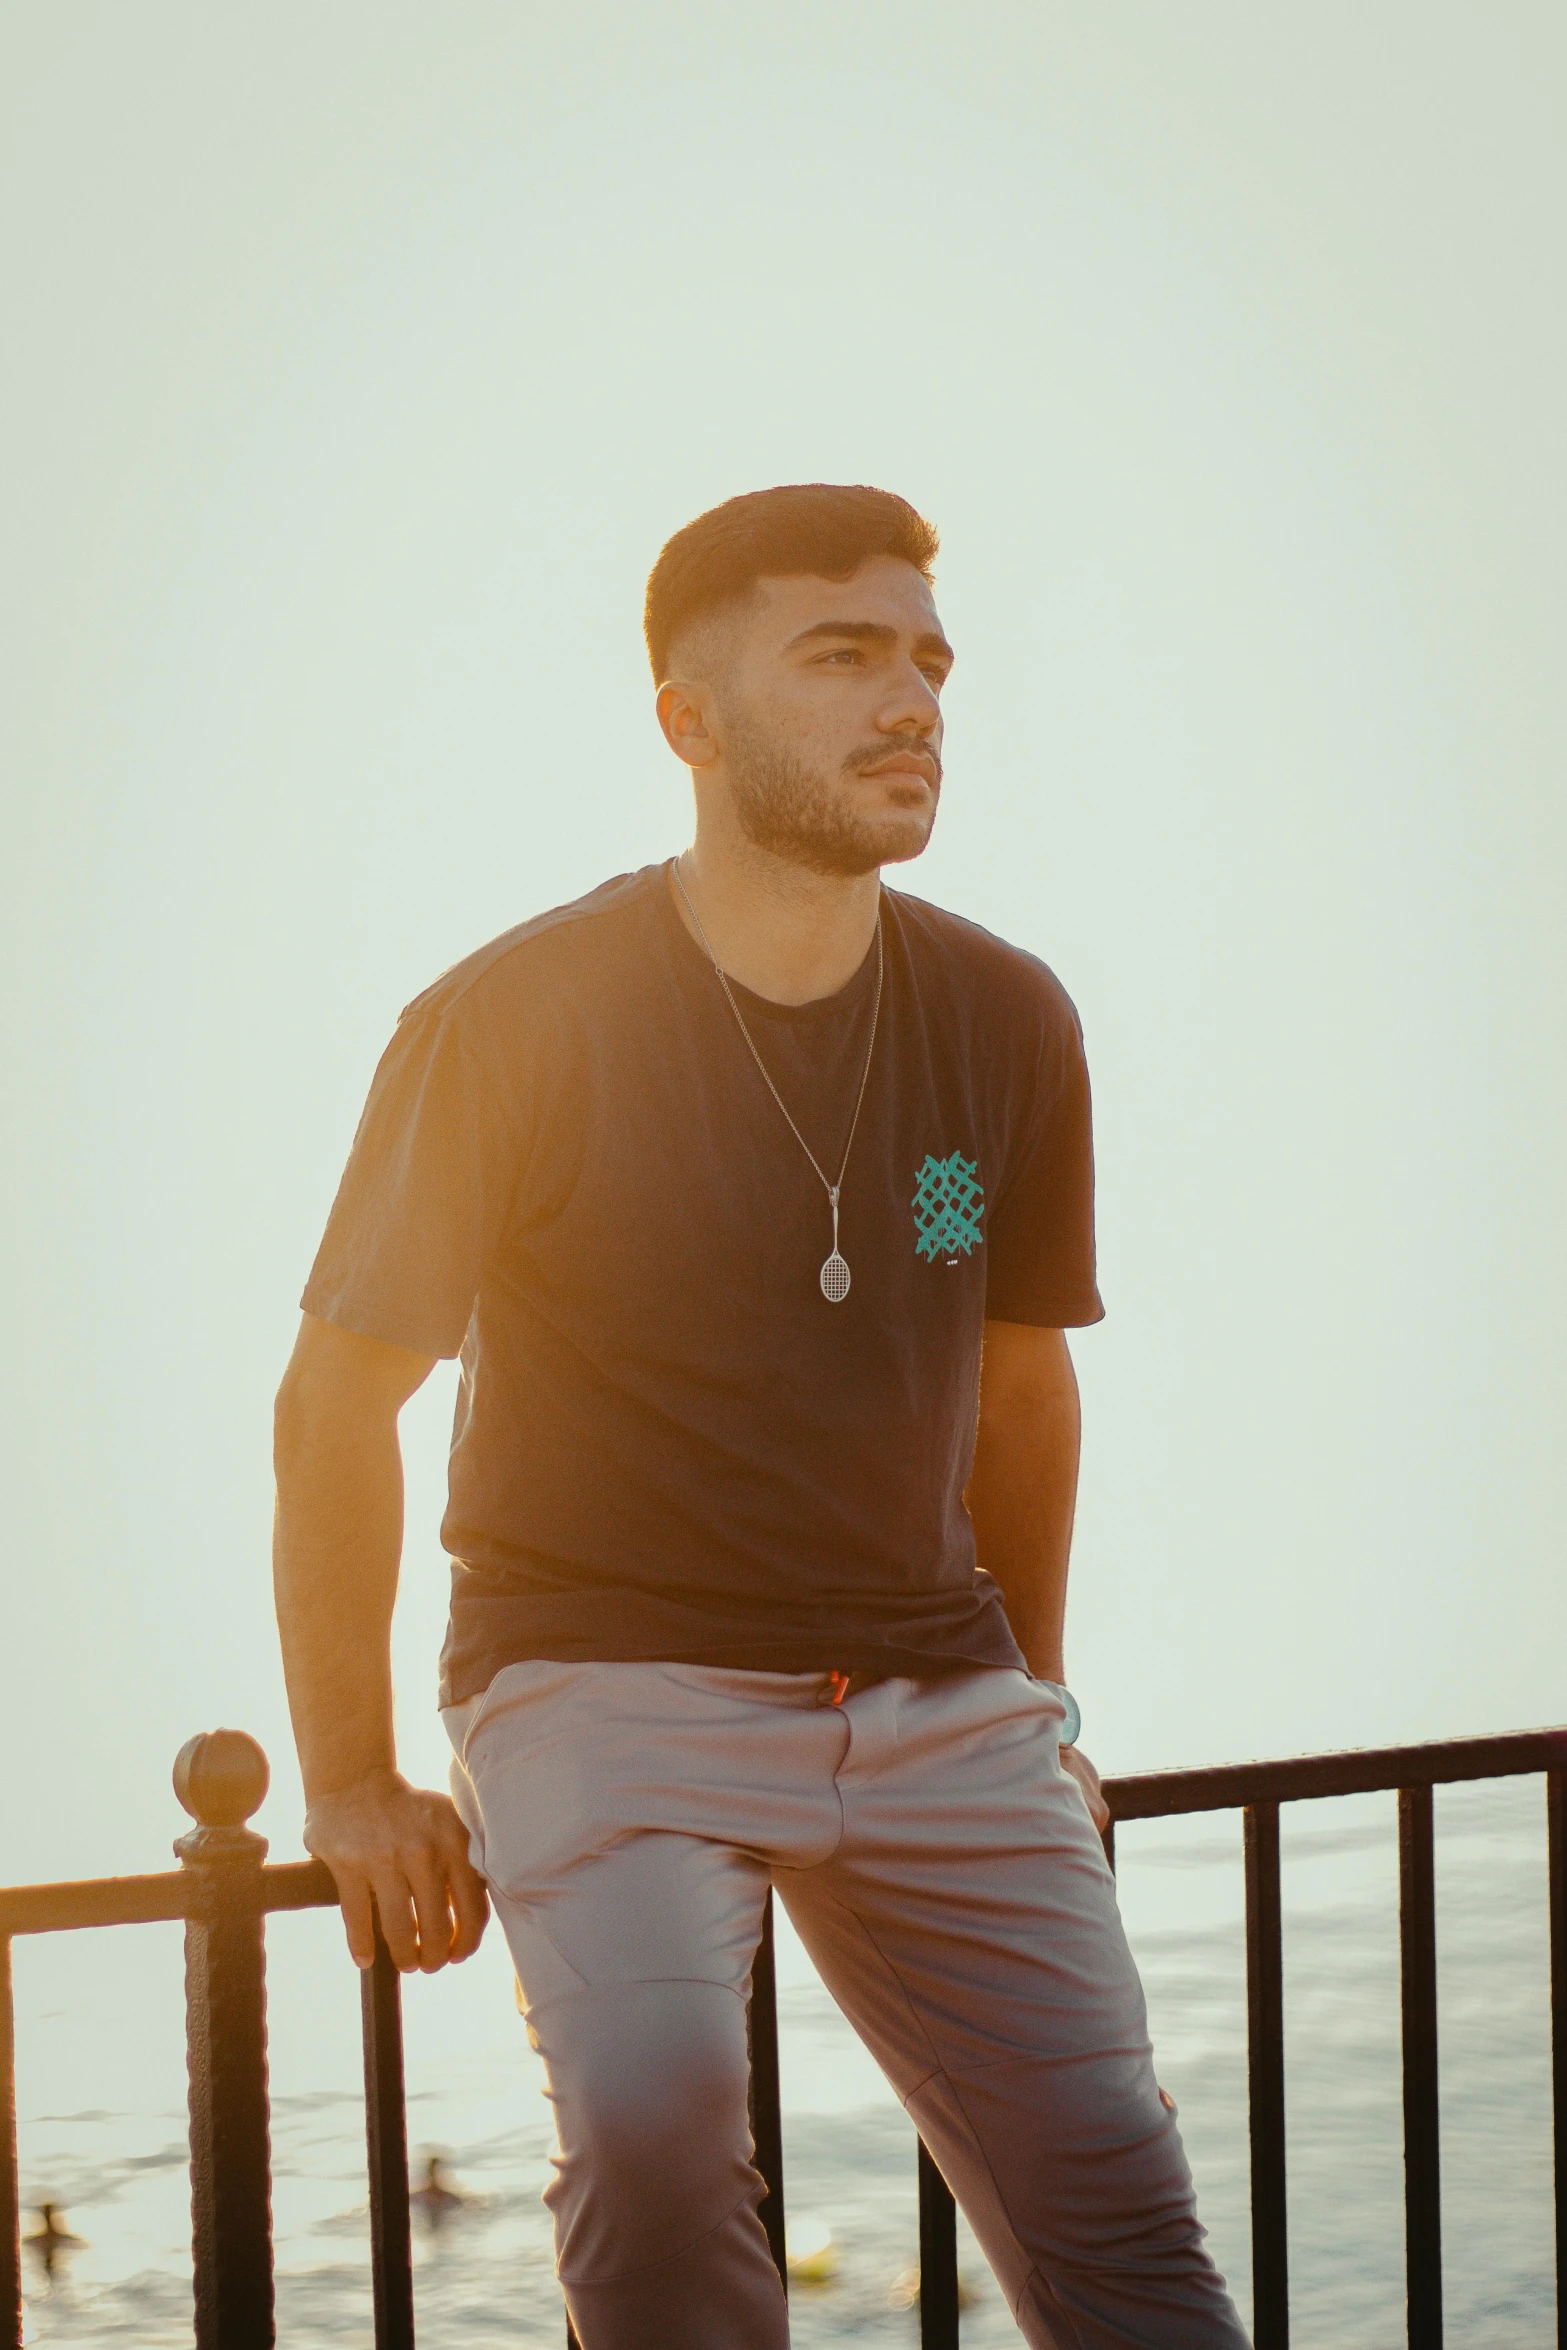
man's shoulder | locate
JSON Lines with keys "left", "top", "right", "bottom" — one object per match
{"left": 887, "top": 889, "right": 1083, "bottom": 1037}
{"left": 399, "top": 866, "right": 660, "bottom": 1030}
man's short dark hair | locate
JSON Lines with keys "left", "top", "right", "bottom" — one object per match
{"left": 644, "top": 483, "right": 939, "bottom": 683}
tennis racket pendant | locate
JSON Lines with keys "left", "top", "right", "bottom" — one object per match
{"left": 820, "top": 1187, "right": 851, "bottom": 1303}
{"left": 667, "top": 864, "right": 881, "bottom": 1310}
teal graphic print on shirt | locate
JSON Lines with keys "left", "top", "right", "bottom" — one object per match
{"left": 911, "top": 1152, "right": 985, "bottom": 1261}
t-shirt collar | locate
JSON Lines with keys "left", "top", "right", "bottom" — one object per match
{"left": 653, "top": 858, "right": 884, "bottom": 1028}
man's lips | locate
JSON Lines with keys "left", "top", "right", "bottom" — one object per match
{"left": 856, "top": 751, "right": 940, "bottom": 786}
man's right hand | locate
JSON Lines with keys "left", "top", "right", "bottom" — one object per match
{"left": 303, "top": 1768, "right": 490, "bottom": 1974}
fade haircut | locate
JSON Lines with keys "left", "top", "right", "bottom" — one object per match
{"left": 644, "top": 483, "right": 939, "bottom": 683}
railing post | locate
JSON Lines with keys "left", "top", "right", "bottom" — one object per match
{"left": 1399, "top": 1784, "right": 1443, "bottom": 2350}
{"left": 174, "top": 1730, "right": 276, "bottom": 2350}
{"left": 917, "top": 2137, "right": 960, "bottom": 2349}
{"left": 1548, "top": 1769, "right": 1564, "bottom": 2350}
{"left": 1244, "top": 1802, "right": 1288, "bottom": 2347}
{"left": 748, "top": 1888, "right": 788, "bottom": 2289}
{"left": 1, "top": 1936, "right": 19, "bottom": 2350}
{"left": 361, "top": 1918, "right": 415, "bottom": 2350}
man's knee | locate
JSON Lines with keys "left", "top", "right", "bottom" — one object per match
{"left": 532, "top": 1979, "right": 759, "bottom": 2281}
{"left": 914, "top": 2054, "right": 1211, "bottom": 2279}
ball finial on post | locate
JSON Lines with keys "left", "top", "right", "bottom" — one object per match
{"left": 174, "top": 1730, "right": 270, "bottom": 1830}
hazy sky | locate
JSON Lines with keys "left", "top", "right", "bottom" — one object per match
{"left": 3, "top": 4, "right": 1563, "bottom": 1886}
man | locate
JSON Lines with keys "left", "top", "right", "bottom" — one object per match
{"left": 274, "top": 483, "right": 1249, "bottom": 2348}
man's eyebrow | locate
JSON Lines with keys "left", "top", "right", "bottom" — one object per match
{"left": 784, "top": 619, "right": 956, "bottom": 663}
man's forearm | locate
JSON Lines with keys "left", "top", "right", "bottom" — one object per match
{"left": 269, "top": 1318, "right": 485, "bottom": 1975}
{"left": 966, "top": 1328, "right": 1081, "bottom": 1681}
{"left": 273, "top": 1396, "right": 404, "bottom": 1803}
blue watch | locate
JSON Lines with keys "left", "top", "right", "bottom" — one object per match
{"left": 1054, "top": 1686, "right": 1082, "bottom": 1748}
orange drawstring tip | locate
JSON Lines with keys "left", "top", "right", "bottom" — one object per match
{"left": 827, "top": 1670, "right": 851, "bottom": 1707}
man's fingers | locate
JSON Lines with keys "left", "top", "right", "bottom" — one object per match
{"left": 307, "top": 1782, "right": 488, "bottom": 1974}
{"left": 407, "top": 1852, "right": 460, "bottom": 1973}
{"left": 370, "top": 1871, "right": 424, "bottom": 1973}
{"left": 1074, "top": 1769, "right": 1110, "bottom": 1831}
{"left": 425, "top": 1795, "right": 488, "bottom": 1965}
{"left": 337, "top": 1875, "right": 378, "bottom": 1972}
{"left": 1061, "top": 1745, "right": 1110, "bottom": 1832}
{"left": 446, "top": 1848, "right": 490, "bottom": 1962}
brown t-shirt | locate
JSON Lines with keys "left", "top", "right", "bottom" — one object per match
{"left": 303, "top": 864, "right": 1104, "bottom": 1705}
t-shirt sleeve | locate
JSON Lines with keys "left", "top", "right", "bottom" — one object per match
{"left": 982, "top": 998, "right": 1105, "bottom": 1329}
{"left": 301, "top": 1007, "right": 522, "bottom": 1359}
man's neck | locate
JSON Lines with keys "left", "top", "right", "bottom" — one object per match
{"left": 669, "top": 824, "right": 882, "bottom": 1007}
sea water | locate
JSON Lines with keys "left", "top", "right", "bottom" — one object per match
{"left": 13, "top": 1777, "right": 1555, "bottom": 2346}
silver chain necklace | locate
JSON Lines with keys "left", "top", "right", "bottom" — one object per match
{"left": 672, "top": 857, "right": 884, "bottom": 1303}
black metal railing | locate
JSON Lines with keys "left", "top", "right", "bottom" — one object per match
{"left": 2, "top": 1722, "right": 1563, "bottom": 2349}
{"left": 1103, "top": 1727, "right": 1567, "bottom": 2350}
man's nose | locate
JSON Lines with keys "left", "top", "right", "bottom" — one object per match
{"left": 877, "top": 659, "right": 942, "bottom": 737}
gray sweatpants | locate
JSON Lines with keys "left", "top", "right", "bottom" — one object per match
{"left": 444, "top": 1660, "right": 1249, "bottom": 2350}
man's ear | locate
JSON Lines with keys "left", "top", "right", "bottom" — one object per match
{"left": 656, "top": 678, "right": 720, "bottom": 770}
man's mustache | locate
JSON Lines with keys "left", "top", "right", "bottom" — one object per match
{"left": 843, "top": 743, "right": 943, "bottom": 787}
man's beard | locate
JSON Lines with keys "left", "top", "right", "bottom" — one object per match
{"left": 722, "top": 709, "right": 941, "bottom": 879}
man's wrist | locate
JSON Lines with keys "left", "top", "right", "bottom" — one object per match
{"left": 1029, "top": 1669, "right": 1080, "bottom": 1748}
{"left": 304, "top": 1759, "right": 402, "bottom": 1810}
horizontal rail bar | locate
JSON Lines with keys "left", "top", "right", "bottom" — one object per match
{"left": 261, "top": 1860, "right": 340, "bottom": 1913}
{"left": 6, "top": 1732, "right": 1565, "bottom": 1930}
{"left": 0, "top": 1870, "right": 190, "bottom": 1935}
{"left": 0, "top": 1858, "right": 337, "bottom": 1937}
{"left": 1107, "top": 1726, "right": 1567, "bottom": 1822}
